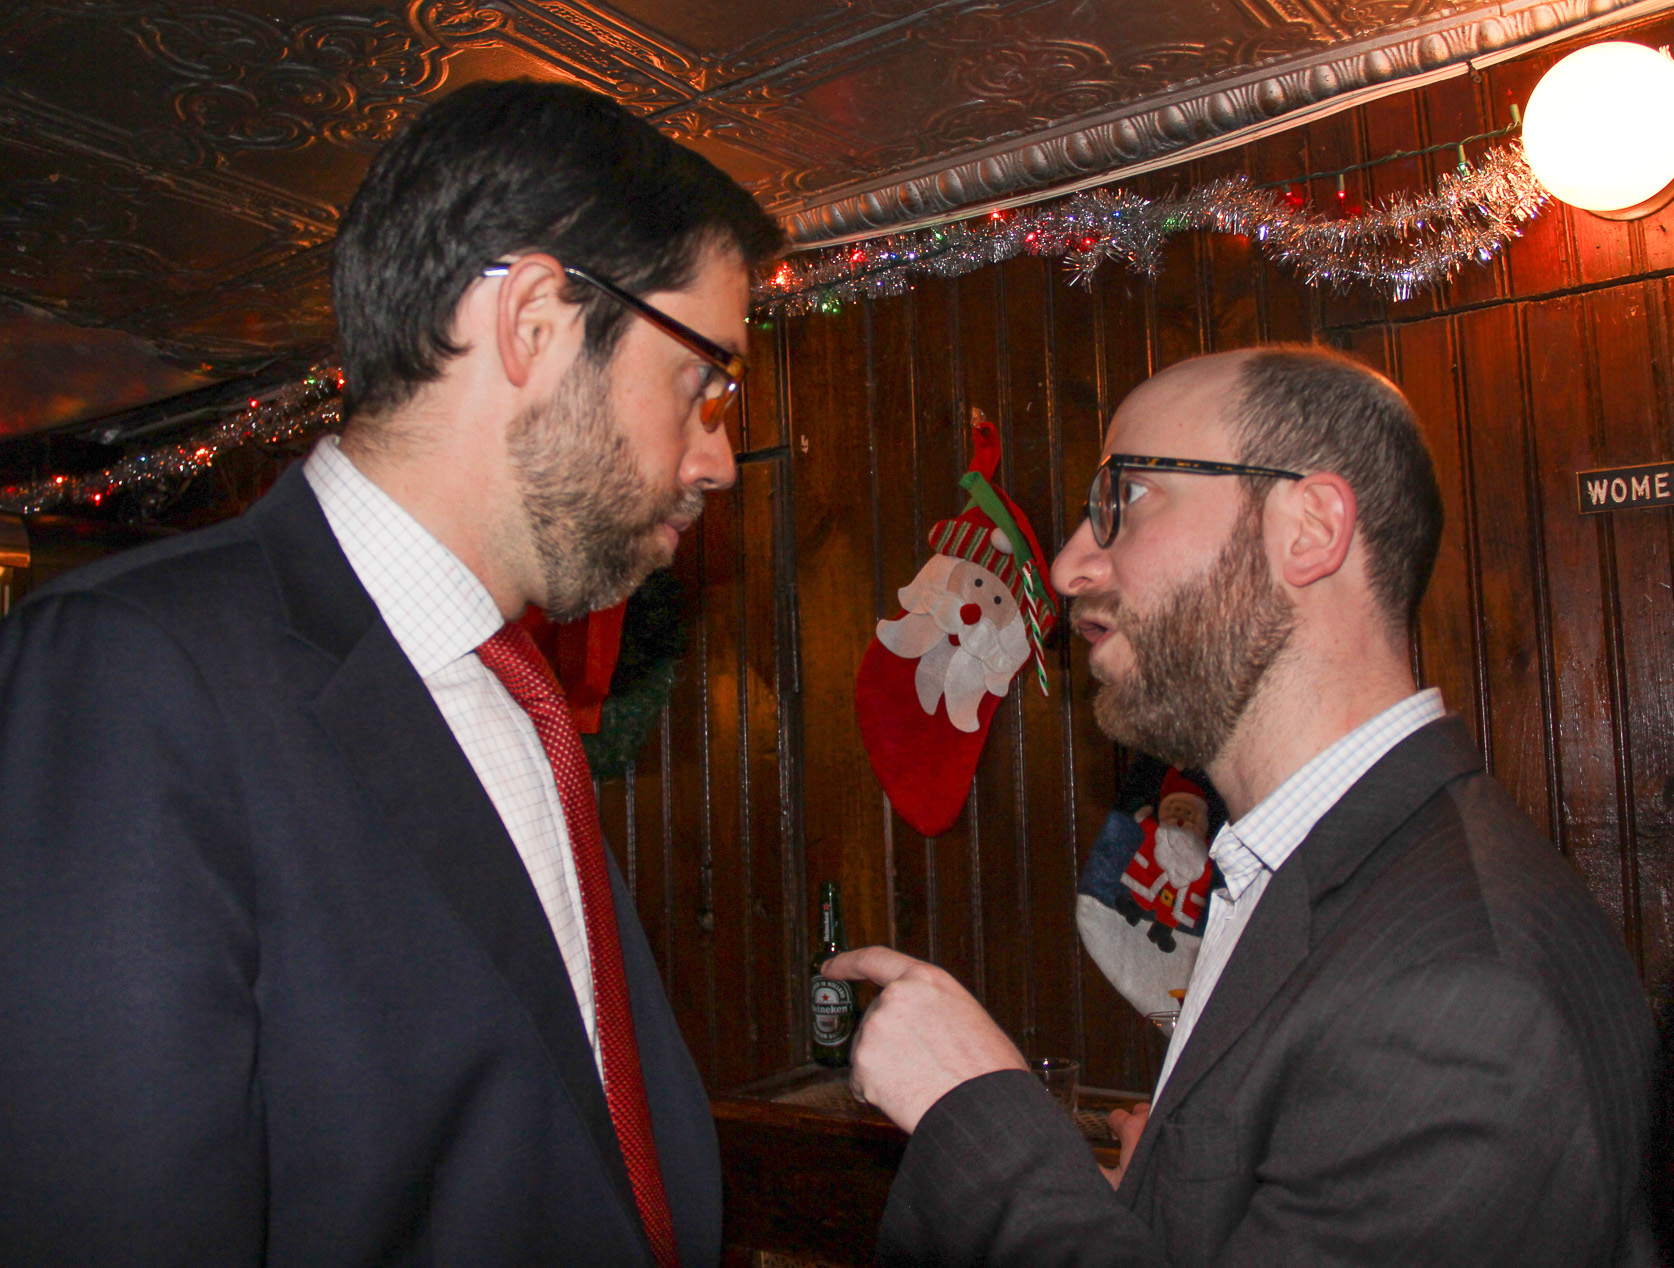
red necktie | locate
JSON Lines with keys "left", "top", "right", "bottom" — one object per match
{"left": 476, "top": 622, "right": 680, "bottom": 1268}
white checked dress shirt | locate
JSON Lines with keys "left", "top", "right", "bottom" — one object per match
{"left": 1152, "top": 687, "right": 1447, "bottom": 1101}
{"left": 304, "top": 435, "right": 603, "bottom": 1075}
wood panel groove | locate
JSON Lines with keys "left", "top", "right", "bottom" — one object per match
{"left": 1512, "top": 305, "right": 1566, "bottom": 851}
{"left": 1450, "top": 316, "right": 1493, "bottom": 762}
{"left": 1322, "top": 263, "right": 1674, "bottom": 334}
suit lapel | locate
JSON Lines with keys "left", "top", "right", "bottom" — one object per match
{"left": 1146, "top": 862, "right": 1311, "bottom": 1125}
{"left": 245, "top": 466, "right": 638, "bottom": 1224}
{"left": 1143, "top": 715, "right": 1484, "bottom": 1128}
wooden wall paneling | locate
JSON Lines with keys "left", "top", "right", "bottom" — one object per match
{"left": 1056, "top": 268, "right": 1150, "bottom": 1091}
{"left": 943, "top": 266, "right": 1005, "bottom": 1007}
{"left": 1519, "top": 292, "right": 1630, "bottom": 948}
{"left": 1047, "top": 263, "right": 1101, "bottom": 1065}
{"left": 1486, "top": 51, "right": 1577, "bottom": 299}
{"left": 1150, "top": 229, "right": 1207, "bottom": 372}
{"left": 623, "top": 708, "right": 674, "bottom": 990}
{"left": 968, "top": 261, "right": 1030, "bottom": 1038}
{"left": 670, "top": 21, "right": 1674, "bottom": 1099}
{"left": 1586, "top": 283, "right": 1674, "bottom": 985}
{"left": 868, "top": 288, "right": 927, "bottom": 958}
{"left": 1455, "top": 304, "right": 1553, "bottom": 829}
{"left": 1636, "top": 202, "right": 1674, "bottom": 276}
{"left": 786, "top": 303, "right": 890, "bottom": 964}
{"left": 765, "top": 317, "right": 813, "bottom": 1069}
{"left": 1193, "top": 144, "right": 1262, "bottom": 352}
{"left": 1525, "top": 41, "right": 1640, "bottom": 289}
{"left": 737, "top": 432, "right": 797, "bottom": 1082}
{"left": 1613, "top": 15, "right": 1674, "bottom": 274}
{"left": 912, "top": 277, "right": 982, "bottom": 988}
{"left": 1009, "top": 256, "right": 1085, "bottom": 1062}
{"left": 1310, "top": 104, "right": 1383, "bottom": 331}
{"left": 897, "top": 276, "right": 977, "bottom": 971}
{"left": 1394, "top": 318, "right": 1485, "bottom": 745}
{"left": 698, "top": 434, "right": 755, "bottom": 1088}
{"left": 1633, "top": 281, "right": 1674, "bottom": 998}
{"left": 1355, "top": 87, "right": 1433, "bottom": 326}
{"left": 1562, "top": 177, "right": 1641, "bottom": 290}
{"left": 1338, "top": 324, "right": 1392, "bottom": 379}
{"left": 1421, "top": 70, "right": 1500, "bottom": 311}
{"left": 662, "top": 502, "right": 720, "bottom": 1082}
{"left": 1526, "top": 289, "right": 1627, "bottom": 951}
{"left": 1240, "top": 128, "right": 1315, "bottom": 343}
{"left": 1090, "top": 273, "right": 1156, "bottom": 410}
{"left": 597, "top": 744, "right": 638, "bottom": 912}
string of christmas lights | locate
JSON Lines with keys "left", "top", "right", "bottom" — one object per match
{"left": 754, "top": 143, "right": 1549, "bottom": 315}
{"left": 0, "top": 143, "right": 1548, "bottom": 516}
{"left": 0, "top": 365, "right": 343, "bottom": 516}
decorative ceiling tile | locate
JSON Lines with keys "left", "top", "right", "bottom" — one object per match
{"left": 0, "top": 0, "right": 1652, "bottom": 431}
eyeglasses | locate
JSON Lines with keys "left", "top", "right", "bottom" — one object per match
{"left": 481, "top": 261, "right": 747, "bottom": 431}
{"left": 1087, "top": 453, "right": 1304, "bottom": 548}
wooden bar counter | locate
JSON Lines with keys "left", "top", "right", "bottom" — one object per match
{"left": 713, "top": 1065, "right": 1139, "bottom": 1265}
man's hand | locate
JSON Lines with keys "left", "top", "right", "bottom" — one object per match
{"left": 1100, "top": 1102, "right": 1150, "bottom": 1191}
{"left": 822, "top": 946, "right": 1026, "bottom": 1133}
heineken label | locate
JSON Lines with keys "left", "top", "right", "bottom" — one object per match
{"left": 810, "top": 976, "right": 854, "bottom": 1045}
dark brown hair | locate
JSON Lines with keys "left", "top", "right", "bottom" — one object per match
{"left": 333, "top": 80, "right": 784, "bottom": 422}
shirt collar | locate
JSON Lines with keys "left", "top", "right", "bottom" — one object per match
{"left": 303, "top": 435, "right": 506, "bottom": 678}
{"left": 1208, "top": 688, "right": 1447, "bottom": 901}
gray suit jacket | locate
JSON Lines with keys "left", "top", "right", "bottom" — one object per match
{"left": 880, "top": 717, "right": 1660, "bottom": 1267}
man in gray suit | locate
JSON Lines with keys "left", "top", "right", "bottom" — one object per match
{"left": 826, "top": 346, "right": 1660, "bottom": 1267}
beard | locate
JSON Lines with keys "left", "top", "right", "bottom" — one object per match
{"left": 1078, "top": 504, "right": 1295, "bottom": 771}
{"left": 508, "top": 353, "right": 703, "bottom": 623}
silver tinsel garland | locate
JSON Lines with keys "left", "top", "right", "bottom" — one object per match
{"left": 0, "top": 146, "right": 1547, "bottom": 515}
{"left": 0, "top": 365, "right": 343, "bottom": 516}
{"left": 755, "top": 144, "right": 1549, "bottom": 315}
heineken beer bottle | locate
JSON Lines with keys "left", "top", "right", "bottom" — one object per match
{"left": 809, "top": 882, "right": 855, "bottom": 1067}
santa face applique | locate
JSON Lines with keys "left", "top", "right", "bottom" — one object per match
{"left": 875, "top": 554, "right": 1029, "bottom": 732}
{"left": 853, "top": 406, "right": 1059, "bottom": 837}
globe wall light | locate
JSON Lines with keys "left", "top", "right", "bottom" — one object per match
{"left": 1522, "top": 41, "right": 1674, "bottom": 220}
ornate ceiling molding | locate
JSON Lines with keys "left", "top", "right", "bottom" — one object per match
{"left": 3, "top": 0, "right": 1671, "bottom": 421}
{"left": 781, "top": 0, "right": 1665, "bottom": 246}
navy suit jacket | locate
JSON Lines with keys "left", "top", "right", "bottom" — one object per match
{"left": 0, "top": 466, "right": 721, "bottom": 1266}
{"left": 880, "top": 718, "right": 1661, "bottom": 1267}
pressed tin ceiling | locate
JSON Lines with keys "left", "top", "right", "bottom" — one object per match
{"left": 0, "top": 0, "right": 1658, "bottom": 436}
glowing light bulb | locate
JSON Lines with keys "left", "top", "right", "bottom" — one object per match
{"left": 1522, "top": 42, "right": 1674, "bottom": 215}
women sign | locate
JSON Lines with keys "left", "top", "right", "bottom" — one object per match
{"left": 1577, "top": 462, "right": 1674, "bottom": 514}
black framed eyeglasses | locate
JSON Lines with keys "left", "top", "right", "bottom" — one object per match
{"left": 1087, "top": 453, "right": 1305, "bottom": 548}
{"left": 482, "top": 261, "right": 747, "bottom": 432}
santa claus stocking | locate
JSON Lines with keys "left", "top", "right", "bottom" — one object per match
{"left": 855, "top": 408, "right": 1058, "bottom": 837}
{"left": 1077, "top": 768, "right": 1220, "bottom": 1019}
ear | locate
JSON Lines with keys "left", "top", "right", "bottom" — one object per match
{"left": 1275, "top": 472, "right": 1356, "bottom": 590}
{"left": 493, "top": 253, "right": 579, "bottom": 389}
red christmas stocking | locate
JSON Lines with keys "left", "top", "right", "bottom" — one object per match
{"left": 855, "top": 408, "right": 1059, "bottom": 836}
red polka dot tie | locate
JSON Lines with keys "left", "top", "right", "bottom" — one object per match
{"left": 477, "top": 622, "right": 679, "bottom": 1268}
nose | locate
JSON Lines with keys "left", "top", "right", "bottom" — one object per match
{"left": 959, "top": 602, "right": 983, "bottom": 626}
{"left": 683, "top": 415, "right": 737, "bottom": 493}
{"left": 1050, "top": 517, "right": 1111, "bottom": 597}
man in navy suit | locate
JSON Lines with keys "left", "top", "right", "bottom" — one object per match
{"left": 0, "top": 82, "right": 780, "bottom": 1265}
{"left": 828, "top": 346, "right": 1660, "bottom": 1266}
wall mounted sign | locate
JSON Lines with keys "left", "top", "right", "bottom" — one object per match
{"left": 1577, "top": 462, "right": 1674, "bottom": 514}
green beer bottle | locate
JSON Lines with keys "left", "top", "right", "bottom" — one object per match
{"left": 809, "top": 882, "right": 855, "bottom": 1067}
